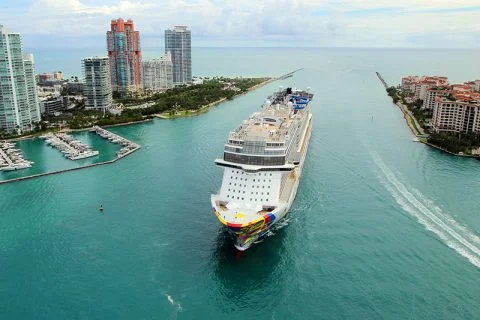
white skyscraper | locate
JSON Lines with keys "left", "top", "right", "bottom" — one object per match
{"left": 165, "top": 26, "right": 192, "bottom": 86}
{"left": 82, "top": 57, "right": 112, "bottom": 111}
{"left": 0, "top": 25, "right": 41, "bottom": 134}
{"left": 142, "top": 52, "right": 173, "bottom": 92}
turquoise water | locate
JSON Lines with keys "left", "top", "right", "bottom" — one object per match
{"left": 0, "top": 131, "right": 120, "bottom": 181}
{"left": 1, "top": 48, "right": 480, "bottom": 319}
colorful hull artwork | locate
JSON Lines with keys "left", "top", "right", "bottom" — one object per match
{"left": 214, "top": 209, "right": 276, "bottom": 250}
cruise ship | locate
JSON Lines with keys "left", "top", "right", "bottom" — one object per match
{"left": 211, "top": 87, "right": 314, "bottom": 250}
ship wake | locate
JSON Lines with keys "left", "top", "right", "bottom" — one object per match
{"left": 370, "top": 151, "right": 480, "bottom": 268}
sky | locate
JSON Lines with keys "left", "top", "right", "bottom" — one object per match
{"left": 1, "top": 0, "right": 480, "bottom": 49}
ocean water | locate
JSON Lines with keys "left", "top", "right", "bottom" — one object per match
{"left": 1, "top": 48, "right": 480, "bottom": 319}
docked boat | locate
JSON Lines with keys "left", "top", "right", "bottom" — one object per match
{"left": 211, "top": 87, "right": 314, "bottom": 250}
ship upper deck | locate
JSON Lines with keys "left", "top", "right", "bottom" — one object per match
{"left": 228, "top": 89, "right": 312, "bottom": 144}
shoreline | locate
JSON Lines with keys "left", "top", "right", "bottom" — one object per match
{"left": 156, "top": 77, "right": 273, "bottom": 119}
{"left": 156, "top": 69, "right": 301, "bottom": 120}
{"left": 377, "top": 72, "right": 479, "bottom": 159}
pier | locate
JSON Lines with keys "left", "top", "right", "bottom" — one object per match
{"left": 92, "top": 126, "right": 140, "bottom": 158}
{"left": 0, "top": 141, "right": 33, "bottom": 171}
{"left": 42, "top": 133, "right": 99, "bottom": 160}
{"left": 0, "top": 127, "right": 141, "bottom": 185}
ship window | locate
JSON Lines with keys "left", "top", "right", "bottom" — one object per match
{"left": 242, "top": 198, "right": 244, "bottom": 200}
{"left": 229, "top": 182, "right": 231, "bottom": 185}
{"left": 228, "top": 189, "right": 230, "bottom": 191}
{"left": 256, "top": 192, "right": 258, "bottom": 195}
{"left": 268, "top": 186, "right": 270, "bottom": 189}
{"left": 263, "top": 186, "right": 265, "bottom": 188}
{"left": 237, "top": 197, "right": 239, "bottom": 199}
{"left": 253, "top": 179, "right": 255, "bottom": 182}
{"left": 243, "top": 191, "right": 245, "bottom": 194}
{"left": 227, "top": 195, "right": 229, "bottom": 198}
{"left": 255, "top": 199, "right": 257, "bottom": 201}
{"left": 270, "top": 173, "right": 272, "bottom": 176}
{"left": 267, "top": 192, "right": 270, "bottom": 195}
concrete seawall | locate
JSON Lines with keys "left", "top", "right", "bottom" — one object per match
{"left": 0, "top": 147, "right": 140, "bottom": 185}
{"left": 0, "top": 130, "right": 141, "bottom": 185}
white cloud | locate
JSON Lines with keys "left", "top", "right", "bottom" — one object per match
{"left": 2, "top": 0, "right": 480, "bottom": 48}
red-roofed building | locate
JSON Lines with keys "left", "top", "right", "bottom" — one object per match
{"left": 432, "top": 92, "right": 480, "bottom": 133}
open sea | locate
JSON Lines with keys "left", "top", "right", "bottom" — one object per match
{"left": 1, "top": 48, "right": 479, "bottom": 319}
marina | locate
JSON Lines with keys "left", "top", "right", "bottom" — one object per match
{"left": 0, "top": 127, "right": 141, "bottom": 185}
{"left": 92, "top": 126, "right": 140, "bottom": 158}
{"left": 0, "top": 141, "right": 33, "bottom": 171}
{"left": 41, "top": 133, "right": 99, "bottom": 160}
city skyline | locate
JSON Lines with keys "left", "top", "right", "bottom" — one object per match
{"left": 0, "top": 25, "right": 40, "bottom": 134}
{"left": 107, "top": 18, "right": 142, "bottom": 96}
{"left": 1, "top": 1, "right": 480, "bottom": 50}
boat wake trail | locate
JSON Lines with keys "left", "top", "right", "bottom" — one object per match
{"left": 165, "top": 293, "right": 182, "bottom": 312}
{"left": 370, "top": 151, "right": 480, "bottom": 268}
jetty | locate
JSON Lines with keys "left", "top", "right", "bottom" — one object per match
{"left": 92, "top": 126, "right": 140, "bottom": 158}
{"left": 376, "top": 72, "right": 388, "bottom": 89}
{"left": 41, "top": 133, "right": 99, "bottom": 160}
{"left": 377, "top": 72, "right": 426, "bottom": 138}
{"left": 278, "top": 68, "right": 304, "bottom": 80}
{"left": 0, "top": 141, "right": 33, "bottom": 171}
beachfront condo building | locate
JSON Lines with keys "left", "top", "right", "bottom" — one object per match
{"left": 0, "top": 25, "right": 41, "bottom": 134}
{"left": 165, "top": 26, "right": 192, "bottom": 86}
{"left": 432, "top": 92, "right": 480, "bottom": 134}
{"left": 142, "top": 52, "right": 173, "bottom": 92}
{"left": 107, "top": 18, "right": 141, "bottom": 97}
{"left": 82, "top": 57, "right": 112, "bottom": 111}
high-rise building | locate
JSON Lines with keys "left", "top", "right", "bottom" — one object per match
{"left": 142, "top": 52, "right": 173, "bottom": 92}
{"left": 107, "top": 18, "right": 141, "bottom": 97}
{"left": 0, "top": 25, "right": 41, "bottom": 134}
{"left": 165, "top": 26, "right": 192, "bottom": 86}
{"left": 82, "top": 57, "right": 112, "bottom": 111}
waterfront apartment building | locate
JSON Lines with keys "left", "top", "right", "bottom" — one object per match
{"left": 422, "top": 86, "right": 452, "bottom": 112}
{"left": 401, "top": 76, "right": 449, "bottom": 100}
{"left": 107, "top": 18, "right": 141, "bottom": 97}
{"left": 142, "top": 52, "right": 173, "bottom": 92}
{"left": 432, "top": 92, "right": 480, "bottom": 134}
{"left": 82, "top": 57, "right": 112, "bottom": 111}
{"left": 40, "top": 96, "right": 65, "bottom": 115}
{"left": 165, "top": 26, "right": 192, "bottom": 85}
{"left": 0, "top": 25, "right": 40, "bottom": 134}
